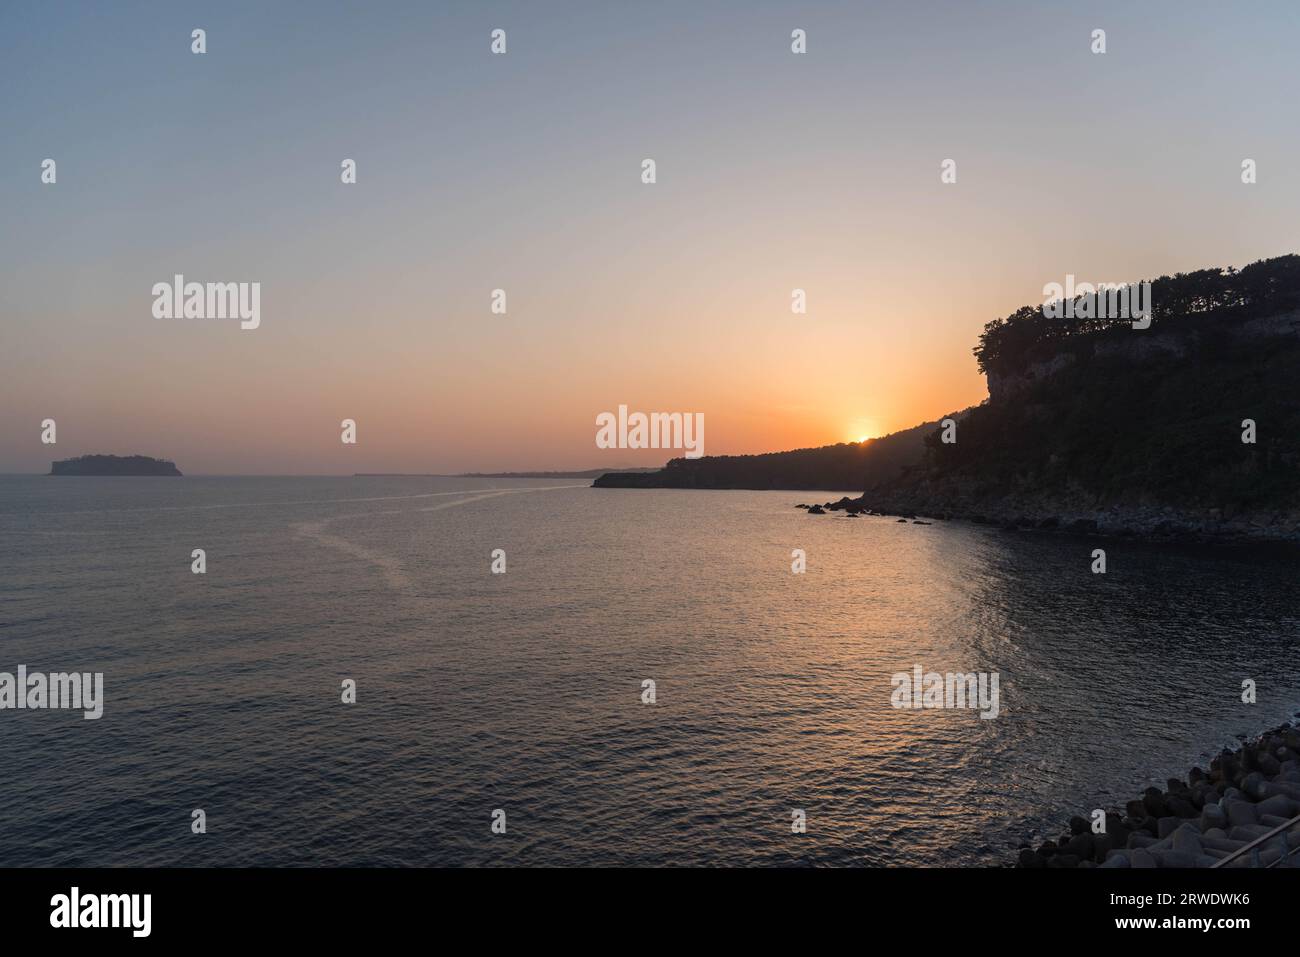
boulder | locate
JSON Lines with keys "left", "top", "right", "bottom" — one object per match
{"left": 1241, "top": 771, "right": 1267, "bottom": 799}
{"left": 1228, "top": 824, "right": 1271, "bottom": 842}
{"left": 1199, "top": 803, "right": 1227, "bottom": 832}
{"left": 1129, "top": 848, "right": 1157, "bottom": 868}
{"left": 1255, "top": 793, "right": 1297, "bottom": 818}
{"left": 1171, "top": 825, "right": 1203, "bottom": 857}
{"left": 1200, "top": 835, "right": 1245, "bottom": 853}
{"left": 1224, "top": 800, "right": 1258, "bottom": 828}
{"left": 1142, "top": 788, "right": 1169, "bottom": 818}
{"left": 1109, "top": 822, "right": 1132, "bottom": 850}
{"left": 1066, "top": 833, "right": 1095, "bottom": 859}
{"left": 1260, "top": 779, "right": 1300, "bottom": 801}
{"left": 1091, "top": 832, "right": 1117, "bottom": 863}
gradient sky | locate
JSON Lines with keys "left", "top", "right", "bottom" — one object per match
{"left": 2, "top": 1, "right": 1298, "bottom": 474}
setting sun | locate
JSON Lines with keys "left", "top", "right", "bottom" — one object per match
{"left": 850, "top": 421, "right": 879, "bottom": 444}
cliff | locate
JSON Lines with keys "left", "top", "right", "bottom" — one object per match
{"left": 50, "top": 455, "right": 183, "bottom": 476}
{"left": 862, "top": 254, "right": 1300, "bottom": 541}
{"left": 598, "top": 253, "right": 1300, "bottom": 541}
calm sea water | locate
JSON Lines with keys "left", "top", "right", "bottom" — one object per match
{"left": 1, "top": 475, "right": 1298, "bottom": 867}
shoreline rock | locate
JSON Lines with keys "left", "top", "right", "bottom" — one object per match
{"left": 853, "top": 494, "right": 1300, "bottom": 546}
{"left": 798, "top": 492, "right": 1300, "bottom": 548}
{"left": 1018, "top": 721, "right": 1300, "bottom": 868}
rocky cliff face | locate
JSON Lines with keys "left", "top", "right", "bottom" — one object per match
{"left": 863, "top": 306, "right": 1300, "bottom": 543}
{"left": 600, "top": 258, "right": 1300, "bottom": 543}
{"left": 985, "top": 308, "right": 1300, "bottom": 406}
{"left": 986, "top": 353, "right": 1077, "bottom": 403}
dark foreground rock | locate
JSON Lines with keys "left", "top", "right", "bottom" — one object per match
{"left": 1018, "top": 722, "right": 1300, "bottom": 868}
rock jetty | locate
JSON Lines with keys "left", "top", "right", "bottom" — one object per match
{"left": 1018, "top": 722, "right": 1300, "bottom": 868}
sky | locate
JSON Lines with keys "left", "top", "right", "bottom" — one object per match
{"left": 2, "top": 0, "right": 1298, "bottom": 474}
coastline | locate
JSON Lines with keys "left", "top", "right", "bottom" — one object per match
{"left": 808, "top": 493, "right": 1300, "bottom": 546}
{"left": 795, "top": 487, "right": 1300, "bottom": 868}
{"left": 594, "top": 474, "right": 1300, "bottom": 546}
{"left": 1019, "top": 719, "right": 1300, "bottom": 868}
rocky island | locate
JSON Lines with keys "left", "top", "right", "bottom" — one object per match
{"left": 50, "top": 454, "right": 183, "bottom": 476}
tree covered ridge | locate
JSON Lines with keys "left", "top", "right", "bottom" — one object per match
{"left": 973, "top": 254, "right": 1300, "bottom": 377}
{"left": 593, "top": 421, "right": 942, "bottom": 490}
{"left": 913, "top": 281, "right": 1300, "bottom": 512}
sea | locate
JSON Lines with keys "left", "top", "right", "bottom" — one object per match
{"left": 1, "top": 475, "right": 1298, "bottom": 866}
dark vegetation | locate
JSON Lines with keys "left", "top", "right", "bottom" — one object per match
{"left": 593, "top": 421, "right": 938, "bottom": 490}
{"left": 919, "top": 335, "right": 1300, "bottom": 509}
{"left": 915, "top": 255, "right": 1300, "bottom": 510}
{"left": 975, "top": 254, "right": 1300, "bottom": 377}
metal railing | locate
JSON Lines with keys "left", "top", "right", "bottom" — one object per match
{"left": 1211, "top": 811, "right": 1300, "bottom": 868}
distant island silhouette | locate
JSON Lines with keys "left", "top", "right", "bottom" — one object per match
{"left": 50, "top": 454, "right": 182, "bottom": 476}
{"left": 598, "top": 254, "right": 1300, "bottom": 542}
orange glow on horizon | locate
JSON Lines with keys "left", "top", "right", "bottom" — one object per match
{"left": 848, "top": 420, "right": 881, "bottom": 445}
